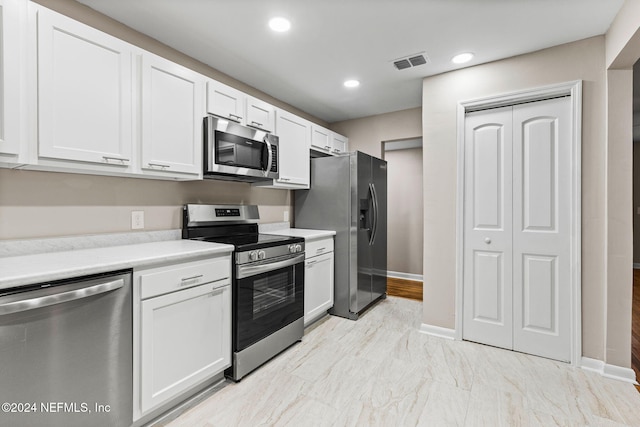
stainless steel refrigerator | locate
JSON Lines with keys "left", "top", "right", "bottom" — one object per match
{"left": 295, "top": 151, "right": 387, "bottom": 319}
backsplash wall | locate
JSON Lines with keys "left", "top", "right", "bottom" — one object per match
{"left": 0, "top": 169, "right": 291, "bottom": 239}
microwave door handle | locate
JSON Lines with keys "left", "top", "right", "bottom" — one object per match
{"left": 263, "top": 137, "right": 273, "bottom": 176}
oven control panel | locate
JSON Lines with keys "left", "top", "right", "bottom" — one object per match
{"left": 215, "top": 208, "right": 241, "bottom": 217}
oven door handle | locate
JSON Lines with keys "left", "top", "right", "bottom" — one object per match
{"left": 236, "top": 254, "right": 305, "bottom": 279}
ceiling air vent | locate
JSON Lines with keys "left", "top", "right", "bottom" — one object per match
{"left": 392, "top": 52, "right": 429, "bottom": 70}
{"left": 393, "top": 59, "right": 412, "bottom": 70}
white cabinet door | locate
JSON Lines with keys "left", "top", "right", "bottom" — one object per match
{"left": 35, "top": 6, "right": 133, "bottom": 168}
{"left": 140, "top": 281, "right": 231, "bottom": 414}
{"left": 311, "top": 125, "right": 332, "bottom": 154}
{"left": 272, "top": 110, "right": 310, "bottom": 188}
{"left": 304, "top": 251, "right": 334, "bottom": 326}
{"left": 246, "top": 96, "right": 275, "bottom": 133}
{"left": 140, "top": 53, "right": 204, "bottom": 178}
{"left": 206, "top": 80, "right": 244, "bottom": 123}
{"left": 0, "top": 0, "right": 21, "bottom": 158}
{"left": 311, "top": 125, "right": 348, "bottom": 156}
{"left": 331, "top": 132, "right": 348, "bottom": 155}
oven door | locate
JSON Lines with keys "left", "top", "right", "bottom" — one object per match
{"left": 235, "top": 253, "right": 304, "bottom": 351}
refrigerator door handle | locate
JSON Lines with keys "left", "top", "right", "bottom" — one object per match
{"left": 369, "top": 182, "right": 379, "bottom": 245}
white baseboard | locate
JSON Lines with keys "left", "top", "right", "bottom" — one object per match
{"left": 580, "top": 357, "right": 638, "bottom": 384}
{"left": 387, "top": 271, "right": 423, "bottom": 282}
{"left": 419, "top": 323, "right": 455, "bottom": 340}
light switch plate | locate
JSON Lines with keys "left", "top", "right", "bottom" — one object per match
{"left": 131, "top": 211, "right": 144, "bottom": 229}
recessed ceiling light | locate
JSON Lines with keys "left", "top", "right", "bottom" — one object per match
{"left": 344, "top": 79, "right": 360, "bottom": 88}
{"left": 269, "top": 17, "right": 291, "bottom": 32}
{"left": 451, "top": 52, "right": 474, "bottom": 64}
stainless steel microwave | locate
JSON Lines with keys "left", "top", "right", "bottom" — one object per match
{"left": 203, "top": 115, "right": 279, "bottom": 182}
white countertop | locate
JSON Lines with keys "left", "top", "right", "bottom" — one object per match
{"left": 0, "top": 240, "right": 234, "bottom": 290}
{"left": 262, "top": 228, "right": 336, "bottom": 240}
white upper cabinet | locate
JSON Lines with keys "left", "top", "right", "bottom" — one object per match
{"left": 311, "top": 125, "right": 332, "bottom": 154}
{"left": 34, "top": 5, "right": 133, "bottom": 170}
{"left": 272, "top": 109, "right": 310, "bottom": 188}
{"left": 246, "top": 95, "right": 275, "bottom": 133}
{"left": 311, "top": 124, "right": 348, "bottom": 156}
{"left": 331, "top": 132, "right": 348, "bottom": 155}
{"left": 207, "top": 81, "right": 275, "bottom": 133}
{"left": 139, "top": 52, "right": 205, "bottom": 178}
{"left": 206, "top": 79, "right": 245, "bottom": 123}
{"left": 0, "top": 0, "right": 22, "bottom": 160}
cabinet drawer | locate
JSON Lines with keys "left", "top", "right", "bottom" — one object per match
{"left": 305, "top": 237, "right": 334, "bottom": 258}
{"left": 140, "top": 257, "right": 230, "bottom": 299}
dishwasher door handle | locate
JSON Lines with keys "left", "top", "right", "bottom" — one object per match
{"left": 0, "top": 278, "right": 124, "bottom": 315}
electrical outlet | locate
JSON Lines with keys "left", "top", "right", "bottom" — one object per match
{"left": 131, "top": 211, "right": 144, "bottom": 230}
{"left": 284, "top": 210, "right": 289, "bottom": 222}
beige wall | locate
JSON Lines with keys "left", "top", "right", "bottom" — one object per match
{"left": 384, "top": 146, "right": 423, "bottom": 276}
{"left": 330, "top": 108, "right": 422, "bottom": 158}
{"left": 601, "top": 0, "right": 640, "bottom": 369}
{"left": 421, "top": 36, "right": 607, "bottom": 360}
{"left": 330, "top": 108, "right": 423, "bottom": 279}
{"left": 0, "top": 169, "right": 291, "bottom": 239}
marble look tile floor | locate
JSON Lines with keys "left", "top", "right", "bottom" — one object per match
{"left": 164, "top": 297, "right": 640, "bottom": 427}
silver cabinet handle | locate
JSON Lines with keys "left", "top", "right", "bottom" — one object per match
{"left": 180, "top": 274, "right": 204, "bottom": 285}
{"left": 324, "top": 145, "right": 331, "bottom": 150}
{"left": 0, "top": 279, "right": 124, "bottom": 315}
{"left": 306, "top": 259, "right": 317, "bottom": 266}
{"left": 148, "top": 162, "right": 171, "bottom": 169}
{"left": 316, "top": 247, "right": 326, "bottom": 253}
{"left": 484, "top": 238, "right": 492, "bottom": 244}
{"left": 228, "top": 113, "right": 243, "bottom": 122}
{"left": 279, "top": 177, "right": 291, "bottom": 182}
{"left": 102, "top": 156, "right": 130, "bottom": 164}
{"left": 251, "top": 121, "right": 264, "bottom": 128}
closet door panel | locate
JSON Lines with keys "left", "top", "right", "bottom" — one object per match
{"left": 462, "top": 106, "right": 513, "bottom": 349}
{"left": 512, "top": 97, "right": 572, "bottom": 362}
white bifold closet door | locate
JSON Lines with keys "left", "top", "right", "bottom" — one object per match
{"left": 462, "top": 97, "right": 571, "bottom": 362}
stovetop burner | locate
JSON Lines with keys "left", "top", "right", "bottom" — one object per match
{"left": 196, "top": 233, "right": 303, "bottom": 252}
{"left": 182, "top": 204, "right": 303, "bottom": 252}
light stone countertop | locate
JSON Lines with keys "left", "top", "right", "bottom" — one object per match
{"left": 261, "top": 228, "right": 336, "bottom": 240}
{"left": 0, "top": 240, "right": 234, "bottom": 290}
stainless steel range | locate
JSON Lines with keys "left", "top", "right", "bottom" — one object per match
{"left": 182, "top": 204, "right": 304, "bottom": 381}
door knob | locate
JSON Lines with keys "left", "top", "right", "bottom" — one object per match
{"left": 484, "top": 238, "right": 491, "bottom": 244}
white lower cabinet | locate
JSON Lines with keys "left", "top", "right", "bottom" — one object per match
{"left": 134, "top": 256, "right": 231, "bottom": 419}
{"left": 304, "top": 237, "right": 334, "bottom": 326}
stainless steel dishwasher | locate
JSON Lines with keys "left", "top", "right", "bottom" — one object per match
{"left": 0, "top": 270, "right": 132, "bottom": 427}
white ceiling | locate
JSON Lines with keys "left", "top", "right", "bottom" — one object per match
{"left": 76, "top": 0, "right": 624, "bottom": 123}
